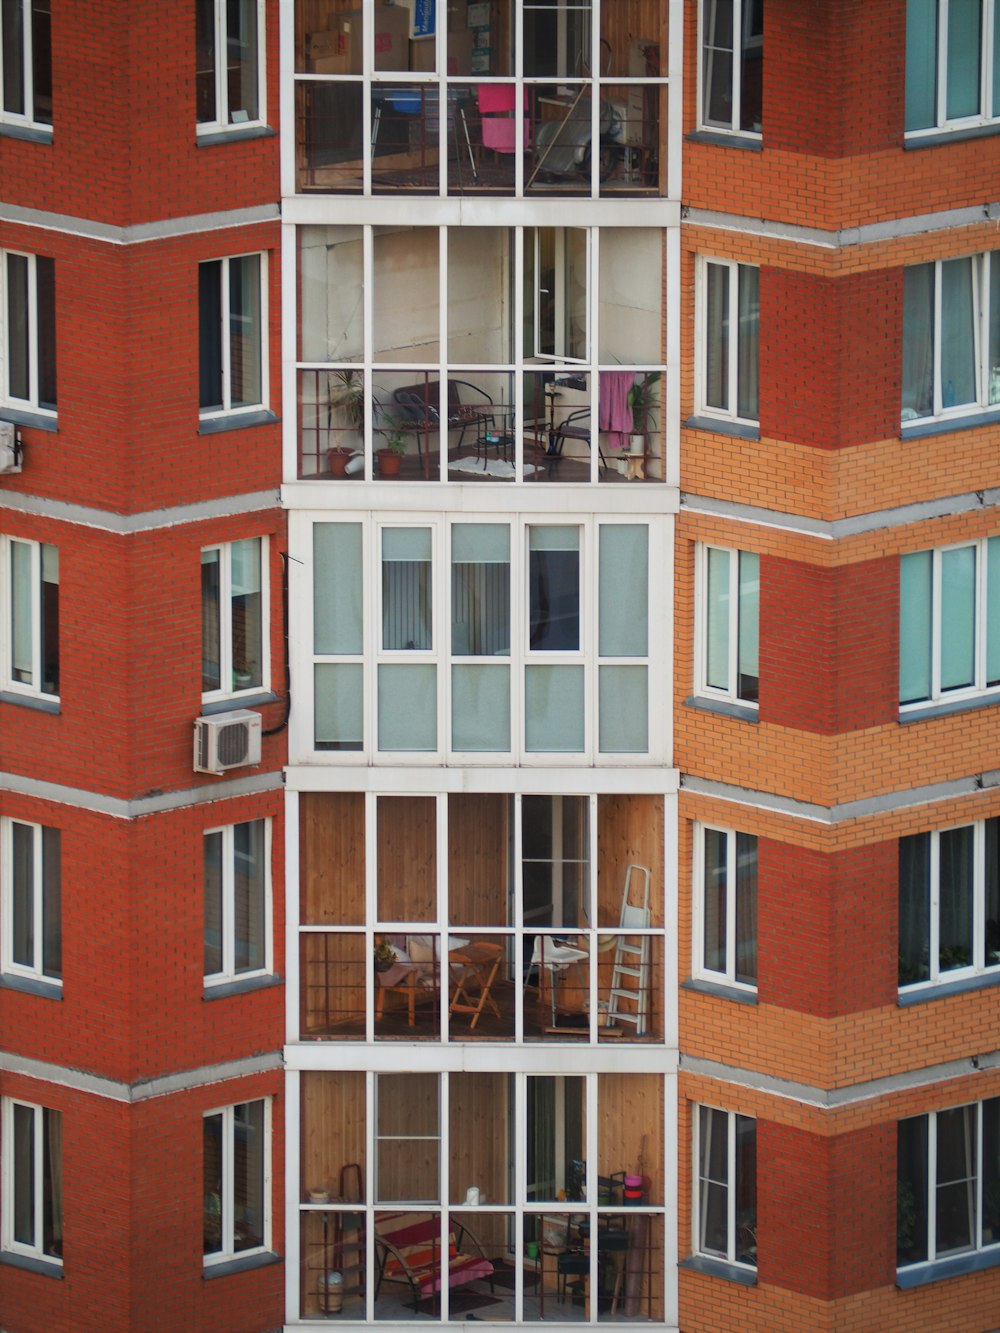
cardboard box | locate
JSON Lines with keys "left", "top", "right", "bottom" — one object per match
{"left": 409, "top": 29, "right": 474, "bottom": 75}
{"left": 309, "top": 6, "right": 411, "bottom": 74}
{"left": 448, "top": 1, "right": 468, "bottom": 31}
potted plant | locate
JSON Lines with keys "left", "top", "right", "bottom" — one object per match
{"left": 374, "top": 940, "right": 397, "bottom": 973}
{"left": 376, "top": 418, "right": 407, "bottom": 477}
{"left": 626, "top": 372, "right": 661, "bottom": 456}
{"left": 327, "top": 369, "right": 366, "bottom": 476}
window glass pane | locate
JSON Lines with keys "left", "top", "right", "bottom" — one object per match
{"left": 13, "top": 1102, "right": 35, "bottom": 1245}
{"left": 599, "top": 526, "right": 647, "bottom": 657}
{"left": 451, "top": 664, "right": 510, "bottom": 751}
{"left": 42, "top": 1106, "right": 60, "bottom": 1258}
{"left": 11, "top": 821, "right": 34, "bottom": 968}
{"left": 233, "top": 1100, "right": 265, "bottom": 1251}
{"left": 2, "top": 0, "right": 26, "bottom": 115}
{"left": 198, "top": 261, "right": 223, "bottom": 410}
{"left": 735, "top": 832, "right": 758, "bottom": 986}
{"left": 984, "top": 1097, "right": 1000, "bottom": 1245}
{"left": 738, "top": 0, "right": 763, "bottom": 132}
{"left": 737, "top": 551, "right": 759, "bottom": 702}
{"left": 233, "top": 820, "right": 265, "bottom": 973}
{"left": 525, "top": 664, "right": 584, "bottom": 752}
{"left": 994, "top": 0, "right": 1000, "bottom": 115}
{"left": 940, "top": 258, "right": 977, "bottom": 408}
{"left": 946, "top": 0, "right": 982, "bottom": 120}
{"left": 529, "top": 527, "right": 580, "bottom": 652}
{"left": 734, "top": 1114, "right": 757, "bottom": 1266}
{"left": 229, "top": 254, "right": 262, "bottom": 408}
{"left": 938, "top": 825, "right": 974, "bottom": 972}
{"left": 705, "top": 547, "right": 730, "bottom": 691}
{"left": 598, "top": 230, "right": 662, "bottom": 364}
{"left": 935, "top": 1104, "right": 977, "bottom": 1256}
{"left": 201, "top": 549, "right": 222, "bottom": 692}
{"left": 231, "top": 537, "right": 262, "bottom": 689}
{"left": 373, "top": 228, "right": 439, "bottom": 363}
{"left": 41, "top": 826, "right": 60, "bottom": 979}
{"left": 451, "top": 524, "right": 510, "bottom": 656}
{"left": 203, "top": 1112, "right": 223, "bottom": 1254}
{"left": 702, "top": 827, "right": 728, "bottom": 975}
{"left": 698, "top": 1105, "right": 728, "bottom": 1256}
{"left": 521, "top": 795, "right": 588, "bottom": 930}
{"left": 598, "top": 665, "right": 647, "bottom": 752}
{"left": 314, "top": 662, "right": 363, "bottom": 751}
{"left": 940, "top": 545, "right": 976, "bottom": 691}
{"left": 383, "top": 528, "right": 432, "bottom": 651}
{"left": 899, "top": 551, "right": 932, "bottom": 703}
{"left": 988, "top": 536, "right": 1000, "bottom": 684}
{"left": 902, "top": 264, "right": 935, "bottom": 419}
{"left": 10, "top": 538, "right": 33, "bottom": 684}
{"left": 447, "top": 228, "right": 512, "bottom": 363}
{"left": 986, "top": 818, "right": 1000, "bottom": 969}
{"left": 736, "top": 265, "right": 759, "bottom": 420}
{"left": 227, "top": 0, "right": 258, "bottom": 121}
{"left": 6, "top": 252, "right": 29, "bottom": 401}
{"left": 377, "top": 1073, "right": 439, "bottom": 1203}
{"left": 35, "top": 256, "right": 56, "bottom": 408}
{"left": 897, "top": 1115, "right": 929, "bottom": 1265}
{"left": 527, "top": 1076, "right": 584, "bottom": 1202}
{"left": 314, "top": 523, "right": 363, "bottom": 655}
{"left": 703, "top": 0, "right": 735, "bottom": 126}
{"left": 299, "top": 227, "right": 364, "bottom": 363}
{"left": 377, "top": 663, "right": 437, "bottom": 751}
{"left": 704, "top": 262, "right": 729, "bottom": 410}
{"left": 899, "top": 833, "right": 931, "bottom": 985}
{"left": 195, "top": 0, "right": 216, "bottom": 124}
{"left": 204, "top": 830, "right": 223, "bottom": 976}
{"left": 906, "top": 0, "right": 939, "bottom": 129}
{"left": 31, "top": 0, "right": 51, "bottom": 125}
{"left": 40, "top": 542, "right": 58, "bottom": 695}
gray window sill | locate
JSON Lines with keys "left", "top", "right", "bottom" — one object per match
{"left": 204, "top": 974, "right": 282, "bottom": 1001}
{"left": 686, "top": 414, "right": 760, "bottom": 441}
{"left": 199, "top": 690, "right": 279, "bottom": 717}
{"left": 685, "top": 695, "right": 760, "bottom": 723}
{"left": 203, "top": 1249, "right": 281, "bottom": 1280}
{"left": 0, "top": 122, "right": 53, "bottom": 144}
{"left": 681, "top": 1255, "right": 757, "bottom": 1285}
{"left": 196, "top": 124, "right": 275, "bottom": 147}
{"left": 897, "top": 1245, "right": 1000, "bottom": 1288}
{"left": 687, "top": 129, "right": 763, "bottom": 151}
{"left": 1, "top": 1251, "right": 63, "bottom": 1278}
{"left": 904, "top": 122, "right": 1000, "bottom": 149}
{"left": 198, "top": 409, "right": 278, "bottom": 436}
{"left": 0, "top": 973, "right": 62, "bottom": 1000}
{"left": 0, "top": 406, "right": 57, "bottom": 432}
{"left": 683, "top": 977, "right": 759, "bottom": 1005}
{"left": 899, "top": 692, "right": 1000, "bottom": 723}
{"left": 898, "top": 970, "right": 1000, "bottom": 1005}
{"left": 900, "top": 406, "right": 1000, "bottom": 439}
{"left": 0, "top": 691, "right": 60, "bottom": 714}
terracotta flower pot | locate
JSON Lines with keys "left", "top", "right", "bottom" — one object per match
{"left": 328, "top": 447, "right": 352, "bottom": 478}
{"left": 377, "top": 449, "right": 402, "bottom": 477}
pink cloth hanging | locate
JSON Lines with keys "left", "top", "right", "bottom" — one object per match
{"left": 599, "top": 370, "right": 636, "bottom": 449}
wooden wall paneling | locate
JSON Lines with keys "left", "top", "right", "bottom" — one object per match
{"left": 301, "top": 791, "right": 365, "bottom": 924}
{"left": 449, "top": 1072, "right": 509, "bottom": 1205}
{"left": 597, "top": 1072, "right": 663, "bottom": 1201}
{"left": 448, "top": 793, "right": 509, "bottom": 925}
{"left": 300, "top": 931, "right": 366, "bottom": 1035}
{"left": 377, "top": 796, "right": 437, "bottom": 921}
{"left": 301, "top": 1071, "right": 367, "bottom": 1197}
{"left": 597, "top": 794, "right": 664, "bottom": 926}
{"left": 377, "top": 1072, "right": 439, "bottom": 1201}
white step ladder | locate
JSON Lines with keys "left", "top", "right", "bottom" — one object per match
{"left": 607, "top": 864, "right": 651, "bottom": 1036}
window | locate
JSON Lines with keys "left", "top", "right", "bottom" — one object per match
{"left": 1, "top": 535, "right": 59, "bottom": 697}
{"left": 898, "top": 1098, "right": 1000, "bottom": 1268}
{"left": 700, "top": 0, "right": 764, "bottom": 136}
{"left": 696, "top": 545, "right": 760, "bottom": 706}
{"left": 1, "top": 817, "right": 60, "bottom": 985}
{"left": 203, "top": 1099, "right": 269, "bottom": 1264}
{"left": 899, "top": 537, "right": 1000, "bottom": 707}
{"left": 204, "top": 819, "right": 270, "bottom": 986}
{"left": 694, "top": 1104, "right": 757, "bottom": 1268}
{"left": 198, "top": 254, "right": 266, "bottom": 418}
{"left": 195, "top": 0, "right": 263, "bottom": 133}
{"left": 902, "top": 254, "right": 1000, "bottom": 424}
{"left": 201, "top": 537, "right": 267, "bottom": 700}
{"left": 0, "top": 0, "right": 51, "bottom": 130}
{"left": 695, "top": 825, "right": 758, "bottom": 989}
{"left": 2, "top": 250, "right": 56, "bottom": 413}
{"left": 1, "top": 1098, "right": 62, "bottom": 1263}
{"left": 899, "top": 819, "right": 1000, "bottom": 987}
{"left": 906, "top": 0, "right": 1000, "bottom": 134}
{"left": 698, "top": 257, "right": 760, "bottom": 425}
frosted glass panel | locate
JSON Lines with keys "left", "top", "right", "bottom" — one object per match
{"left": 525, "top": 665, "right": 584, "bottom": 752}
{"left": 906, "top": 0, "right": 938, "bottom": 130}
{"left": 599, "top": 666, "right": 647, "bottom": 753}
{"left": 940, "top": 545, "right": 976, "bottom": 690}
{"left": 899, "top": 551, "right": 932, "bottom": 703}
{"left": 599, "top": 526, "right": 648, "bottom": 657}
{"left": 314, "top": 523, "right": 363, "bottom": 655}
{"left": 315, "top": 663, "right": 363, "bottom": 750}
{"left": 452, "top": 664, "right": 510, "bottom": 751}
{"left": 378, "top": 664, "right": 437, "bottom": 750}
{"left": 705, "top": 547, "right": 730, "bottom": 691}
{"left": 946, "top": 0, "right": 981, "bottom": 121}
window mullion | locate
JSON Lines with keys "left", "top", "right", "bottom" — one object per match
{"left": 933, "top": 261, "right": 944, "bottom": 415}
{"left": 222, "top": 826, "right": 235, "bottom": 978}
{"left": 930, "top": 830, "right": 941, "bottom": 982}
{"left": 727, "top": 1111, "right": 737, "bottom": 1262}
{"left": 220, "top": 259, "right": 233, "bottom": 411}
{"left": 222, "top": 1106, "right": 235, "bottom": 1253}
{"left": 928, "top": 1109, "right": 938, "bottom": 1262}
{"left": 215, "top": 2, "right": 228, "bottom": 126}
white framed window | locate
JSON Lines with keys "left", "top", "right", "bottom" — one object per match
{"left": 1, "top": 1097, "right": 62, "bottom": 1263}
{"left": 694, "top": 825, "right": 757, "bottom": 990}
{"left": 699, "top": 0, "right": 764, "bottom": 136}
{"left": 525, "top": 227, "right": 589, "bottom": 363}
{"left": 0, "top": 817, "right": 60, "bottom": 985}
{"left": 694, "top": 1104, "right": 757, "bottom": 1269}
{"left": 697, "top": 257, "right": 760, "bottom": 425}
{"left": 201, "top": 536, "right": 268, "bottom": 701}
{"left": 195, "top": 0, "right": 264, "bottom": 134}
{"left": 695, "top": 544, "right": 759, "bottom": 707}
{"left": 902, "top": 253, "right": 1000, "bottom": 425}
{"left": 198, "top": 253, "right": 266, "bottom": 419}
{"left": 0, "top": 0, "right": 52, "bottom": 131}
{"left": 898, "top": 818, "right": 1000, "bottom": 988}
{"left": 906, "top": 0, "right": 1000, "bottom": 135}
{"left": 203, "top": 1098, "right": 270, "bottom": 1265}
{"left": 899, "top": 537, "right": 1000, "bottom": 708}
{"left": 1, "top": 250, "right": 56, "bottom": 413}
{"left": 1, "top": 535, "right": 59, "bottom": 698}
{"left": 204, "top": 818, "right": 271, "bottom": 986}
{"left": 897, "top": 1098, "right": 1000, "bottom": 1268}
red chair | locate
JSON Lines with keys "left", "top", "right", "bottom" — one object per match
{"left": 478, "top": 83, "right": 529, "bottom": 157}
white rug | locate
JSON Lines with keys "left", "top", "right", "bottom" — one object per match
{"left": 449, "top": 456, "right": 538, "bottom": 479}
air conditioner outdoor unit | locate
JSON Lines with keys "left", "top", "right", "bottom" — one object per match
{"left": 0, "top": 421, "right": 23, "bottom": 474}
{"left": 193, "top": 710, "right": 262, "bottom": 774}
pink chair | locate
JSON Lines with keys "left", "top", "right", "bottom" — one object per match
{"left": 477, "top": 83, "right": 529, "bottom": 156}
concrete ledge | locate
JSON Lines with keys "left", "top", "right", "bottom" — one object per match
{"left": 203, "top": 1250, "right": 281, "bottom": 1280}
{"left": 680, "top": 1255, "right": 757, "bottom": 1285}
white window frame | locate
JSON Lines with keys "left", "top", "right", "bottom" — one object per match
{"left": 693, "top": 543, "right": 760, "bottom": 708}
{"left": 196, "top": 0, "right": 265, "bottom": 135}
{"left": 0, "top": 816, "right": 60, "bottom": 986}
{"left": 695, "top": 256, "right": 760, "bottom": 426}
{"left": 897, "top": 1099, "right": 1000, "bottom": 1267}
{"left": 203, "top": 818, "right": 272, "bottom": 987}
{"left": 198, "top": 252, "right": 268, "bottom": 420}
{"left": 901, "top": 254, "right": 999, "bottom": 426}
{"left": 692, "top": 823, "right": 757, "bottom": 992}
{"left": 0, "top": 534, "right": 59, "bottom": 699}
{"left": 203, "top": 1097, "right": 271, "bottom": 1267}
{"left": 693, "top": 1103, "right": 757, "bottom": 1270}
{"left": 898, "top": 537, "right": 999, "bottom": 710}
{"left": 1, "top": 249, "right": 56, "bottom": 415}
{"left": 200, "top": 535, "right": 270, "bottom": 703}
{"left": 698, "top": 0, "right": 764, "bottom": 138}
{"left": 527, "top": 227, "right": 590, "bottom": 365}
{"left": 905, "top": 0, "right": 1000, "bottom": 137}
{"left": 1, "top": 1097, "right": 61, "bottom": 1264}
{"left": 0, "top": 0, "right": 51, "bottom": 133}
